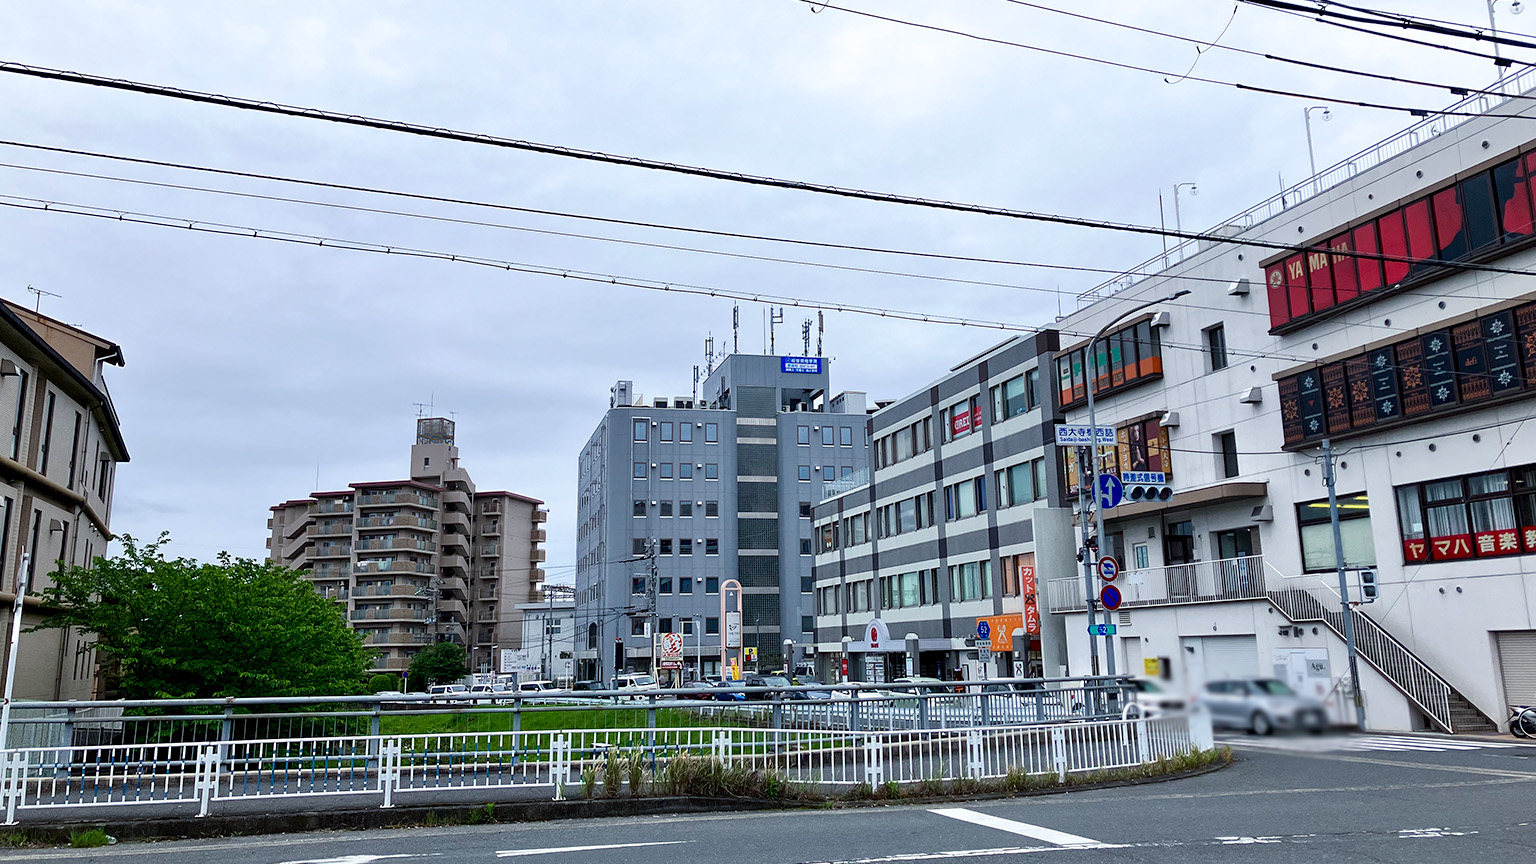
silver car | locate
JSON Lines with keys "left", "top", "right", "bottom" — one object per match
{"left": 1204, "top": 678, "right": 1327, "bottom": 735}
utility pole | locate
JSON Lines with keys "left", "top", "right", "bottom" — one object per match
{"left": 647, "top": 540, "right": 659, "bottom": 678}
{"left": 1076, "top": 448, "right": 1102, "bottom": 677}
{"left": 0, "top": 552, "right": 31, "bottom": 749}
{"left": 1322, "top": 439, "right": 1368, "bottom": 730}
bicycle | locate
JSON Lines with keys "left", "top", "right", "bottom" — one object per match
{"left": 1509, "top": 705, "right": 1536, "bottom": 739}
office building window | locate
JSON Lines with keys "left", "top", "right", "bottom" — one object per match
{"left": 942, "top": 395, "right": 982, "bottom": 441}
{"left": 679, "top": 462, "right": 693, "bottom": 479}
{"left": 633, "top": 419, "right": 649, "bottom": 441}
{"left": 632, "top": 539, "right": 647, "bottom": 556}
{"left": 680, "top": 423, "right": 693, "bottom": 443}
{"left": 798, "top": 425, "right": 810, "bottom": 445}
{"left": 705, "top": 423, "right": 718, "bottom": 443}
{"left": 840, "top": 427, "right": 852, "bottom": 447}
{"left": 632, "top": 577, "right": 646, "bottom": 595}
{"left": 659, "top": 421, "right": 674, "bottom": 442}
{"left": 841, "top": 466, "right": 853, "bottom": 479}
{"left": 1218, "top": 431, "right": 1239, "bottom": 478}
{"left": 801, "top": 616, "right": 814, "bottom": 633}
{"left": 631, "top": 618, "right": 646, "bottom": 636}
{"left": 705, "top": 463, "right": 719, "bottom": 480}
{"left": 706, "top": 576, "right": 720, "bottom": 593}
{"left": 1298, "top": 493, "right": 1377, "bottom": 570}
{"left": 948, "top": 560, "right": 992, "bottom": 602}
{"left": 798, "top": 466, "right": 811, "bottom": 482}
{"left": 633, "top": 462, "right": 646, "bottom": 479}
{"left": 659, "top": 577, "right": 672, "bottom": 594}
{"left": 1206, "top": 324, "right": 1229, "bottom": 371}
{"left": 659, "top": 463, "right": 673, "bottom": 480}
{"left": 944, "top": 477, "right": 987, "bottom": 521}
{"left": 705, "top": 501, "right": 719, "bottom": 517}
{"left": 682, "top": 618, "right": 695, "bottom": 635}
{"left": 659, "top": 618, "right": 674, "bottom": 634}
{"left": 705, "top": 616, "right": 720, "bottom": 635}
{"left": 660, "top": 501, "right": 673, "bottom": 517}
{"left": 820, "top": 465, "right": 833, "bottom": 481}
{"left": 1057, "top": 320, "right": 1162, "bottom": 408}
{"left": 679, "top": 500, "right": 693, "bottom": 517}
{"left": 659, "top": 538, "right": 673, "bottom": 555}
{"left": 799, "top": 502, "right": 812, "bottom": 518}
{"left": 801, "top": 576, "right": 814, "bottom": 593}
{"left": 706, "top": 538, "right": 719, "bottom": 555}
{"left": 990, "top": 373, "right": 1034, "bottom": 424}
{"left": 800, "top": 538, "right": 812, "bottom": 555}
{"left": 633, "top": 500, "right": 646, "bottom": 517}
{"left": 679, "top": 576, "right": 693, "bottom": 593}
{"left": 679, "top": 538, "right": 693, "bottom": 555}
{"left": 821, "top": 426, "right": 834, "bottom": 446}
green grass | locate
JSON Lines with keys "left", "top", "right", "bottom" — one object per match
{"left": 68, "top": 829, "right": 112, "bottom": 849}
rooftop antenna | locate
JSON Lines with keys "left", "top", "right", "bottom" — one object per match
{"left": 692, "top": 365, "right": 700, "bottom": 403}
{"left": 801, "top": 319, "right": 812, "bottom": 356}
{"left": 816, "top": 311, "right": 824, "bottom": 357}
{"left": 705, "top": 334, "right": 715, "bottom": 375}
{"left": 26, "top": 286, "right": 60, "bottom": 314}
{"left": 412, "top": 402, "right": 431, "bottom": 418}
{"left": 769, "top": 306, "right": 784, "bottom": 354}
{"left": 732, "top": 305, "right": 739, "bottom": 355}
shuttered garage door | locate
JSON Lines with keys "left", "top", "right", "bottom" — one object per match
{"left": 1497, "top": 631, "right": 1536, "bottom": 706}
{"left": 1202, "top": 635, "right": 1260, "bottom": 680}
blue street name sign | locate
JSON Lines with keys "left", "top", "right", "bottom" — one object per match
{"left": 1097, "top": 474, "right": 1123, "bottom": 509}
{"left": 976, "top": 620, "right": 990, "bottom": 640}
{"left": 1120, "top": 471, "right": 1167, "bottom": 485}
{"left": 1087, "top": 623, "right": 1118, "bottom": 636}
{"left": 1053, "top": 424, "right": 1117, "bottom": 447}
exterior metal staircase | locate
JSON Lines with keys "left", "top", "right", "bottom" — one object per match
{"left": 1266, "top": 577, "right": 1496, "bottom": 734}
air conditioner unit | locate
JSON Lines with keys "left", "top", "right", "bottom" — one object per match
{"left": 1149, "top": 310, "right": 1172, "bottom": 328}
{"left": 1239, "top": 386, "right": 1264, "bottom": 404}
{"left": 1227, "top": 278, "right": 1251, "bottom": 296}
{"left": 1160, "top": 411, "right": 1180, "bottom": 428}
{"left": 1251, "top": 505, "right": 1274, "bottom": 522}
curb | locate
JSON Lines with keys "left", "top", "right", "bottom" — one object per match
{"left": 4, "top": 759, "right": 1230, "bottom": 846}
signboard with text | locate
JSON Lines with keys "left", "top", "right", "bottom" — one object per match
{"left": 1053, "top": 425, "right": 1117, "bottom": 447}
{"left": 781, "top": 356, "right": 824, "bottom": 374}
{"left": 725, "top": 612, "right": 742, "bottom": 648}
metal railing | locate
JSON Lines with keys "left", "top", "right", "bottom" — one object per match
{"left": 0, "top": 679, "right": 1195, "bottom": 822}
{"left": 1045, "top": 555, "right": 1267, "bottom": 612}
{"left": 1077, "top": 66, "right": 1536, "bottom": 306}
{"left": 821, "top": 467, "right": 870, "bottom": 501}
{"left": 1265, "top": 566, "right": 1455, "bottom": 732}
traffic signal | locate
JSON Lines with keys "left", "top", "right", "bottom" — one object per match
{"left": 1124, "top": 482, "right": 1172, "bottom": 503}
{"left": 1360, "top": 569, "right": 1378, "bottom": 602}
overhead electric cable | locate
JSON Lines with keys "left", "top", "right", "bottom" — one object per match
{"left": 793, "top": 1, "right": 1536, "bottom": 119}
{"left": 1000, "top": 0, "right": 1536, "bottom": 93}
{"left": 1241, "top": 1, "right": 1530, "bottom": 62}
{"left": 1239, "top": 0, "right": 1536, "bottom": 52}
{"left": 0, "top": 67, "right": 1530, "bottom": 284}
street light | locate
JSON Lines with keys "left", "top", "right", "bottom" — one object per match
{"left": 1172, "top": 183, "right": 1198, "bottom": 236}
{"left": 1083, "top": 290, "right": 1191, "bottom": 677}
{"left": 1304, "top": 106, "right": 1331, "bottom": 178}
{"left": 1488, "top": 1, "right": 1525, "bottom": 77}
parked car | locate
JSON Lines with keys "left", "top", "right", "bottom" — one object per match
{"left": 679, "top": 680, "right": 718, "bottom": 700}
{"left": 428, "top": 684, "right": 470, "bottom": 704}
{"left": 518, "top": 680, "right": 560, "bottom": 694}
{"left": 1204, "top": 678, "right": 1327, "bottom": 735}
{"left": 570, "top": 680, "right": 605, "bottom": 691}
{"left": 742, "top": 674, "right": 792, "bottom": 701}
{"left": 1125, "top": 679, "right": 1196, "bottom": 717}
{"left": 468, "top": 683, "right": 499, "bottom": 702}
{"left": 789, "top": 678, "right": 834, "bottom": 700}
{"left": 614, "top": 673, "right": 660, "bottom": 699}
{"left": 711, "top": 680, "right": 746, "bottom": 702}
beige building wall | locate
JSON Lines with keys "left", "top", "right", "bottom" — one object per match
{"left": 267, "top": 418, "right": 546, "bottom": 676}
{"left": 0, "top": 301, "right": 128, "bottom": 704}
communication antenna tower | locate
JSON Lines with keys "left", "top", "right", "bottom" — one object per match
{"left": 769, "top": 306, "right": 784, "bottom": 354}
{"left": 732, "top": 305, "right": 740, "bottom": 354}
{"left": 816, "top": 311, "right": 824, "bottom": 357}
{"left": 705, "top": 335, "right": 715, "bottom": 375}
{"left": 692, "top": 365, "right": 700, "bottom": 403}
{"left": 412, "top": 401, "right": 432, "bottom": 418}
{"left": 801, "top": 319, "right": 812, "bottom": 356}
{"left": 26, "top": 286, "right": 61, "bottom": 313}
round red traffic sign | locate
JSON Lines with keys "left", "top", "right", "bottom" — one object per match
{"left": 1098, "top": 555, "right": 1120, "bottom": 582}
{"left": 1100, "top": 584, "right": 1123, "bottom": 611}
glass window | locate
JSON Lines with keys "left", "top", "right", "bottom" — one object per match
{"left": 1307, "top": 246, "right": 1335, "bottom": 312}
{"left": 631, "top": 619, "right": 646, "bottom": 636}
{"left": 1377, "top": 210, "right": 1411, "bottom": 284}
{"left": 706, "top": 538, "right": 719, "bottom": 555}
{"left": 679, "top": 462, "right": 694, "bottom": 479}
{"left": 799, "top": 465, "right": 811, "bottom": 482}
{"left": 1328, "top": 233, "right": 1358, "bottom": 303}
{"left": 705, "top": 500, "right": 719, "bottom": 517}
{"left": 705, "top": 616, "right": 719, "bottom": 634}
{"left": 1493, "top": 155, "right": 1536, "bottom": 241}
{"left": 821, "top": 426, "right": 835, "bottom": 446}
{"left": 798, "top": 425, "right": 810, "bottom": 445}
{"left": 1460, "top": 172, "right": 1499, "bottom": 253}
{"left": 659, "top": 421, "right": 674, "bottom": 442}
{"left": 633, "top": 462, "right": 646, "bottom": 479}
{"left": 1351, "top": 221, "right": 1384, "bottom": 294}
{"left": 1206, "top": 324, "right": 1228, "bottom": 371}
{"left": 679, "top": 499, "right": 692, "bottom": 517}
{"left": 659, "top": 577, "right": 672, "bottom": 594}
{"left": 632, "top": 577, "right": 646, "bottom": 594}
{"left": 841, "top": 466, "right": 853, "bottom": 479}
{"left": 633, "top": 500, "right": 646, "bottom": 517}
{"left": 822, "top": 465, "right": 834, "bottom": 481}
{"left": 1296, "top": 493, "right": 1377, "bottom": 572}
{"left": 1025, "top": 368, "right": 1039, "bottom": 409}
{"left": 679, "top": 538, "right": 693, "bottom": 556}
{"left": 706, "top": 577, "right": 719, "bottom": 594}
{"left": 1007, "top": 461, "right": 1036, "bottom": 505}
{"left": 658, "top": 463, "right": 673, "bottom": 480}
{"left": 633, "top": 420, "right": 648, "bottom": 442}
{"left": 679, "top": 423, "right": 693, "bottom": 443}
{"left": 840, "top": 427, "right": 852, "bottom": 447}
{"left": 660, "top": 500, "right": 673, "bottom": 517}
{"left": 705, "top": 463, "right": 719, "bottom": 480}
{"left": 800, "top": 538, "right": 812, "bottom": 555}
{"left": 1218, "top": 431, "right": 1239, "bottom": 478}
{"left": 1432, "top": 186, "right": 1467, "bottom": 262}
{"left": 704, "top": 423, "right": 718, "bottom": 443}
{"left": 1403, "top": 198, "right": 1436, "bottom": 263}
{"left": 633, "top": 539, "right": 647, "bottom": 556}
{"left": 659, "top": 538, "right": 672, "bottom": 555}
{"left": 1002, "top": 375, "right": 1030, "bottom": 418}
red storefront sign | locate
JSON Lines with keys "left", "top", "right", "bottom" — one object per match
{"left": 950, "top": 405, "right": 982, "bottom": 438}
{"left": 1021, "top": 564, "right": 1040, "bottom": 636}
{"left": 1430, "top": 534, "right": 1474, "bottom": 560}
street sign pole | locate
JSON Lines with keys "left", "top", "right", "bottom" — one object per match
{"left": 1323, "top": 438, "right": 1368, "bottom": 731}
{"left": 1075, "top": 447, "right": 1102, "bottom": 677}
{"left": 1084, "top": 364, "right": 1118, "bottom": 679}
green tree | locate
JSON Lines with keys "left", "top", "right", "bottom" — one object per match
{"left": 409, "top": 641, "right": 469, "bottom": 686}
{"left": 368, "top": 673, "right": 401, "bottom": 693}
{"left": 33, "top": 534, "right": 375, "bottom": 700}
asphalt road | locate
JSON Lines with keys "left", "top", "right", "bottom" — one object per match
{"left": 14, "top": 732, "right": 1536, "bottom": 864}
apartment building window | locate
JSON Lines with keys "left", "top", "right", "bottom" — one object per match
{"left": 659, "top": 421, "right": 674, "bottom": 442}
{"left": 706, "top": 576, "right": 720, "bottom": 593}
{"left": 633, "top": 462, "right": 646, "bottom": 479}
{"left": 1206, "top": 324, "right": 1229, "bottom": 371}
{"left": 659, "top": 577, "right": 672, "bottom": 594}
{"left": 679, "top": 423, "right": 693, "bottom": 442}
{"left": 798, "top": 426, "right": 810, "bottom": 445}
{"left": 679, "top": 462, "right": 693, "bottom": 479}
{"left": 632, "top": 539, "right": 647, "bottom": 556}
{"left": 1298, "top": 493, "right": 1377, "bottom": 570}
{"left": 705, "top": 616, "right": 720, "bottom": 634}
{"left": 8, "top": 370, "right": 27, "bottom": 461}
{"left": 705, "top": 464, "right": 719, "bottom": 480}
{"left": 38, "top": 391, "right": 55, "bottom": 475}
{"left": 633, "top": 419, "right": 648, "bottom": 442}
{"left": 705, "top": 501, "right": 719, "bottom": 517}
{"left": 798, "top": 466, "right": 811, "bottom": 482}
{"left": 67, "top": 413, "right": 81, "bottom": 489}
{"left": 633, "top": 500, "right": 646, "bottom": 516}
{"left": 632, "top": 577, "right": 646, "bottom": 594}
{"left": 679, "top": 501, "right": 693, "bottom": 517}
{"left": 659, "top": 463, "right": 673, "bottom": 480}
{"left": 679, "top": 538, "right": 693, "bottom": 555}
{"left": 0, "top": 497, "right": 11, "bottom": 590}
{"left": 840, "top": 427, "right": 852, "bottom": 446}
{"left": 660, "top": 501, "right": 673, "bottom": 517}
{"left": 944, "top": 477, "right": 986, "bottom": 521}
{"left": 821, "top": 426, "right": 835, "bottom": 446}
{"left": 705, "top": 423, "right": 719, "bottom": 443}
{"left": 1217, "top": 431, "right": 1239, "bottom": 478}
{"left": 706, "top": 538, "right": 719, "bottom": 555}
{"left": 800, "top": 538, "right": 812, "bottom": 554}
{"left": 659, "top": 538, "right": 673, "bottom": 555}
{"left": 679, "top": 576, "right": 693, "bottom": 593}
{"left": 948, "top": 560, "right": 992, "bottom": 602}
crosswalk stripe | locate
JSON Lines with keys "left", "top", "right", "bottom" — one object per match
{"left": 929, "top": 807, "right": 1103, "bottom": 847}
{"left": 1218, "top": 733, "right": 1524, "bottom": 753}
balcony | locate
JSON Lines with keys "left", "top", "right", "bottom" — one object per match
{"left": 528, "top": 548, "right": 545, "bottom": 563}
{"left": 312, "top": 543, "right": 352, "bottom": 559}
{"left": 480, "top": 544, "right": 502, "bottom": 558}
{"left": 350, "top": 606, "right": 428, "bottom": 622}
{"left": 354, "top": 560, "right": 434, "bottom": 575}
{"left": 530, "top": 529, "right": 547, "bottom": 543}
{"left": 529, "top": 568, "right": 545, "bottom": 582}
{"left": 440, "top": 553, "right": 470, "bottom": 574}
{"left": 1046, "top": 555, "right": 1269, "bottom": 612}
{"left": 480, "top": 500, "right": 501, "bottom": 515}
{"left": 533, "top": 509, "right": 549, "bottom": 523}
{"left": 441, "top": 532, "right": 470, "bottom": 554}
{"left": 356, "top": 537, "right": 437, "bottom": 553}
{"left": 353, "top": 583, "right": 429, "bottom": 598}
{"left": 316, "top": 500, "right": 354, "bottom": 515}
{"left": 313, "top": 521, "right": 353, "bottom": 537}
{"left": 359, "top": 491, "right": 438, "bottom": 509}
{"left": 444, "top": 489, "right": 471, "bottom": 511}
{"left": 309, "top": 565, "right": 350, "bottom": 580}
{"left": 357, "top": 515, "right": 438, "bottom": 531}
{"left": 477, "top": 587, "right": 498, "bottom": 600}
{"left": 479, "top": 521, "right": 501, "bottom": 537}
{"left": 442, "top": 510, "right": 470, "bottom": 532}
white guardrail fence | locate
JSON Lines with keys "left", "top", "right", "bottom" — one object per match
{"left": 0, "top": 678, "right": 1212, "bottom": 823}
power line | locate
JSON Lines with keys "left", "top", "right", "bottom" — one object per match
{"left": 1243, "top": 1, "right": 1534, "bottom": 63}
{"left": 1242, "top": 0, "right": 1536, "bottom": 53}
{"left": 999, "top": 0, "right": 1536, "bottom": 95}
{"left": 795, "top": 1, "right": 1536, "bottom": 120}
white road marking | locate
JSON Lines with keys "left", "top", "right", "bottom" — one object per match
{"left": 928, "top": 808, "right": 1105, "bottom": 847}
{"left": 1219, "top": 733, "right": 1523, "bottom": 754}
{"left": 495, "top": 841, "right": 689, "bottom": 857}
{"left": 1399, "top": 827, "right": 1477, "bottom": 838}
{"left": 278, "top": 856, "right": 437, "bottom": 864}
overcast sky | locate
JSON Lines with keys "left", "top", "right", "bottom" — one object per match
{"left": 0, "top": 1, "right": 1524, "bottom": 580}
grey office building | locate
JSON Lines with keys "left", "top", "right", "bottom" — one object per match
{"left": 574, "top": 354, "right": 871, "bottom": 684}
{"left": 811, "top": 333, "right": 1070, "bottom": 684}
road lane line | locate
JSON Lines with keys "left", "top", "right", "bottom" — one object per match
{"left": 495, "top": 841, "right": 688, "bottom": 857}
{"left": 929, "top": 807, "right": 1103, "bottom": 847}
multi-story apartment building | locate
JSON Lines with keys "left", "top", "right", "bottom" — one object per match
{"left": 0, "top": 301, "right": 128, "bottom": 702}
{"left": 815, "top": 75, "right": 1536, "bottom": 734}
{"left": 268, "top": 418, "right": 547, "bottom": 676}
{"left": 574, "top": 354, "right": 870, "bottom": 685}
{"left": 811, "top": 335, "right": 1064, "bottom": 684}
